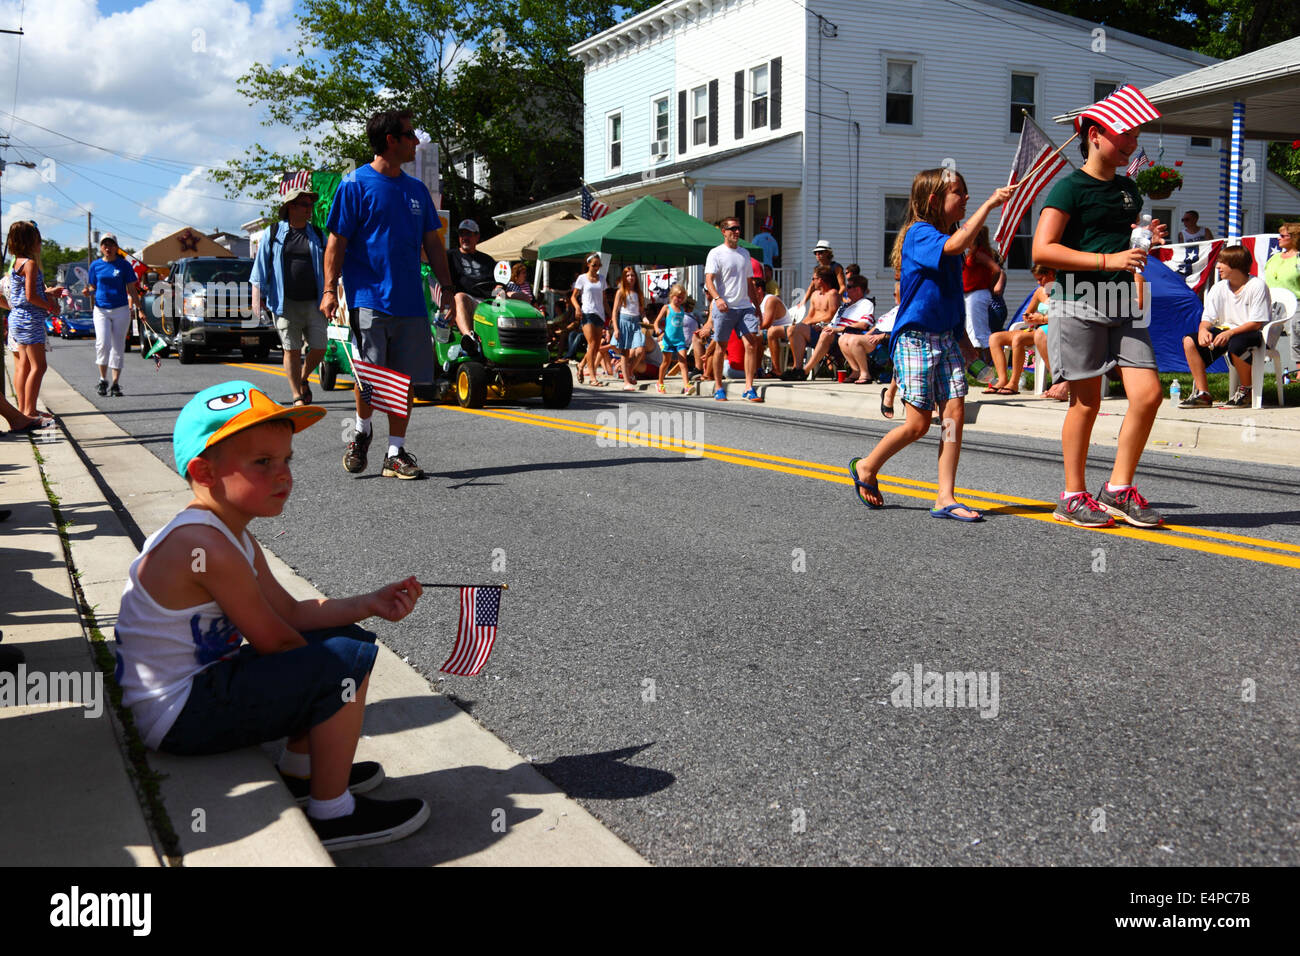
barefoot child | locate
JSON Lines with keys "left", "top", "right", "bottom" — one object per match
{"left": 850, "top": 169, "right": 1013, "bottom": 518}
{"left": 1032, "top": 86, "right": 1167, "bottom": 528}
{"left": 655, "top": 284, "right": 695, "bottom": 394}
{"left": 6, "top": 221, "right": 64, "bottom": 422}
{"left": 113, "top": 381, "right": 430, "bottom": 850}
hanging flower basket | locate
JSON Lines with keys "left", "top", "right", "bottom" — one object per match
{"left": 1133, "top": 161, "right": 1184, "bottom": 200}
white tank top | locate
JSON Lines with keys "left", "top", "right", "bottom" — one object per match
{"left": 619, "top": 291, "right": 641, "bottom": 320}
{"left": 114, "top": 509, "right": 258, "bottom": 749}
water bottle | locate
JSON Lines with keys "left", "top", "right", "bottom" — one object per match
{"left": 1129, "top": 214, "right": 1153, "bottom": 274}
{"left": 433, "top": 310, "right": 451, "bottom": 344}
{"left": 1170, "top": 379, "right": 1181, "bottom": 406}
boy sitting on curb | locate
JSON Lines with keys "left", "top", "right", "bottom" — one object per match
{"left": 113, "top": 381, "right": 428, "bottom": 850}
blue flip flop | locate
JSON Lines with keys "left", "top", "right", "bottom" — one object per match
{"left": 848, "top": 458, "right": 883, "bottom": 509}
{"left": 930, "top": 503, "right": 983, "bottom": 522}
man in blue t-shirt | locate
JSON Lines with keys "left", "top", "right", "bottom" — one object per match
{"left": 324, "top": 108, "right": 454, "bottom": 480}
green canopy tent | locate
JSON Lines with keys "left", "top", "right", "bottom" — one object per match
{"left": 536, "top": 195, "right": 760, "bottom": 265}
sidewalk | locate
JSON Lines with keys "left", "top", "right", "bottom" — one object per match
{"left": 1, "top": 364, "right": 646, "bottom": 867}
{"left": 584, "top": 371, "right": 1299, "bottom": 467}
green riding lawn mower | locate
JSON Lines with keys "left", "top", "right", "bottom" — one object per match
{"left": 316, "top": 262, "right": 572, "bottom": 410}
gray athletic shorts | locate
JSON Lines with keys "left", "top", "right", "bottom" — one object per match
{"left": 355, "top": 308, "right": 435, "bottom": 383}
{"left": 1046, "top": 299, "right": 1157, "bottom": 382}
{"left": 711, "top": 305, "right": 759, "bottom": 345}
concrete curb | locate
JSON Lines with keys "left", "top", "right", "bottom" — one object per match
{"left": 35, "top": 365, "right": 647, "bottom": 867}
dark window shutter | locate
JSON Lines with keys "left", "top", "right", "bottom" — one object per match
{"left": 678, "top": 90, "right": 687, "bottom": 155}
{"left": 771, "top": 193, "right": 783, "bottom": 266}
{"left": 734, "top": 70, "right": 745, "bottom": 139}
{"left": 708, "top": 79, "right": 719, "bottom": 146}
{"left": 770, "top": 58, "right": 782, "bottom": 130}
{"left": 734, "top": 199, "right": 745, "bottom": 227}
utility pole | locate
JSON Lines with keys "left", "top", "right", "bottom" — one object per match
{"left": 87, "top": 211, "right": 92, "bottom": 276}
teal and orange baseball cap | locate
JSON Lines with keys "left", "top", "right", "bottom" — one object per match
{"left": 173, "top": 380, "right": 324, "bottom": 476}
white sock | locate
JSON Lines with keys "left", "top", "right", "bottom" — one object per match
{"left": 278, "top": 749, "right": 311, "bottom": 778}
{"left": 388, "top": 437, "right": 405, "bottom": 457}
{"left": 1062, "top": 491, "right": 1084, "bottom": 500}
{"left": 307, "top": 790, "right": 355, "bottom": 821}
{"left": 355, "top": 415, "right": 372, "bottom": 435}
{"left": 1105, "top": 482, "right": 1131, "bottom": 493}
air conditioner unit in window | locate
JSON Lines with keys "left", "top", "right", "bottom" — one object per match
{"left": 650, "top": 141, "right": 667, "bottom": 158}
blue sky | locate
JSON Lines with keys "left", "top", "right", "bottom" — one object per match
{"left": 0, "top": 0, "right": 312, "bottom": 253}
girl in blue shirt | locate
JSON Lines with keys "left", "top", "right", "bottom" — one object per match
{"left": 849, "top": 168, "right": 1011, "bottom": 519}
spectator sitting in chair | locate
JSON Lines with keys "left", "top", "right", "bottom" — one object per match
{"left": 984, "top": 264, "right": 1054, "bottom": 395}
{"left": 837, "top": 276, "right": 886, "bottom": 384}
{"left": 504, "top": 261, "right": 534, "bottom": 302}
{"left": 1179, "top": 244, "right": 1270, "bottom": 408}
{"left": 802, "top": 273, "right": 874, "bottom": 379}
{"left": 757, "top": 286, "right": 791, "bottom": 376}
{"left": 786, "top": 265, "right": 840, "bottom": 379}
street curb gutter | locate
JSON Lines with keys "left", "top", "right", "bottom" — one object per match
{"left": 38, "top": 366, "right": 647, "bottom": 867}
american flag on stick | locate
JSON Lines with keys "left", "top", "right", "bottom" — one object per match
{"left": 581, "top": 185, "right": 610, "bottom": 221}
{"left": 1126, "top": 147, "right": 1150, "bottom": 178}
{"left": 994, "top": 114, "right": 1071, "bottom": 255}
{"left": 440, "top": 586, "right": 502, "bottom": 676}
{"left": 350, "top": 354, "right": 411, "bottom": 418}
{"left": 278, "top": 170, "right": 312, "bottom": 194}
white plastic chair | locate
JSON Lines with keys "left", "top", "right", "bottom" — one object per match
{"left": 1228, "top": 286, "right": 1294, "bottom": 409}
{"left": 1006, "top": 321, "right": 1048, "bottom": 396}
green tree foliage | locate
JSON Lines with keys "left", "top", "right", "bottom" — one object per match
{"left": 213, "top": 0, "right": 657, "bottom": 232}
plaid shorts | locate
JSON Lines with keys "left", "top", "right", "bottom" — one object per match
{"left": 892, "top": 329, "right": 968, "bottom": 411}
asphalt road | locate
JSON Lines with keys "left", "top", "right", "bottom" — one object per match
{"left": 47, "top": 340, "right": 1300, "bottom": 865}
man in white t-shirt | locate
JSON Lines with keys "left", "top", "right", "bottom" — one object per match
{"left": 1179, "top": 244, "right": 1270, "bottom": 408}
{"left": 700, "top": 216, "right": 763, "bottom": 401}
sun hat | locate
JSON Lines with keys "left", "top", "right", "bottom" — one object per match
{"left": 173, "top": 381, "right": 324, "bottom": 476}
{"left": 813, "top": 239, "right": 833, "bottom": 253}
{"left": 280, "top": 186, "right": 318, "bottom": 208}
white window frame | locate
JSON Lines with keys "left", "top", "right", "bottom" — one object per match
{"left": 750, "top": 63, "right": 769, "bottom": 131}
{"left": 881, "top": 55, "right": 922, "bottom": 134}
{"left": 650, "top": 93, "right": 670, "bottom": 159}
{"left": 882, "top": 194, "right": 910, "bottom": 269}
{"left": 691, "top": 84, "right": 708, "bottom": 146}
{"left": 1009, "top": 71, "right": 1037, "bottom": 136}
{"left": 606, "top": 109, "right": 623, "bottom": 174}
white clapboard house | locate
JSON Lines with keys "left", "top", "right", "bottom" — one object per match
{"left": 495, "top": 0, "right": 1300, "bottom": 306}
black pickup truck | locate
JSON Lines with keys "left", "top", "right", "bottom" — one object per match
{"left": 139, "top": 256, "right": 279, "bottom": 364}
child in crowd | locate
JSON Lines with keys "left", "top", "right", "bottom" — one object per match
{"left": 985, "top": 264, "right": 1054, "bottom": 394}
{"left": 6, "top": 221, "right": 64, "bottom": 423}
{"left": 570, "top": 253, "right": 607, "bottom": 386}
{"left": 850, "top": 169, "right": 1012, "bottom": 519}
{"left": 611, "top": 265, "right": 646, "bottom": 391}
{"left": 654, "top": 284, "right": 695, "bottom": 395}
{"left": 113, "top": 381, "right": 429, "bottom": 850}
{"left": 1032, "top": 94, "right": 1167, "bottom": 528}
{"left": 1178, "top": 244, "right": 1271, "bottom": 408}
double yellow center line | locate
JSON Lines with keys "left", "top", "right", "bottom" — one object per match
{"left": 224, "top": 360, "right": 1300, "bottom": 569}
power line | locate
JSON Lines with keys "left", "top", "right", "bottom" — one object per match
{"left": 4, "top": 0, "right": 23, "bottom": 137}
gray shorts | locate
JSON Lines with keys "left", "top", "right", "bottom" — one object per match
{"left": 276, "top": 298, "right": 327, "bottom": 352}
{"left": 355, "top": 308, "right": 435, "bottom": 383}
{"left": 712, "top": 305, "right": 759, "bottom": 345}
{"left": 1047, "top": 299, "right": 1157, "bottom": 382}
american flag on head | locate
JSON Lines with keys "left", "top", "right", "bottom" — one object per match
{"left": 350, "top": 354, "right": 411, "bottom": 418}
{"left": 278, "top": 170, "right": 312, "bottom": 195}
{"left": 440, "top": 586, "right": 502, "bottom": 676}
{"left": 1075, "top": 84, "right": 1161, "bottom": 136}
{"left": 581, "top": 185, "right": 610, "bottom": 221}
{"left": 994, "top": 114, "right": 1071, "bottom": 255}
{"left": 1125, "top": 147, "right": 1149, "bottom": 178}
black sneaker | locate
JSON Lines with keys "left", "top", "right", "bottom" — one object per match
{"left": 382, "top": 448, "right": 423, "bottom": 479}
{"left": 279, "top": 760, "right": 385, "bottom": 805}
{"left": 1052, "top": 492, "right": 1115, "bottom": 528}
{"left": 1096, "top": 484, "right": 1164, "bottom": 528}
{"left": 109, "top": 383, "right": 123, "bottom": 397}
{"left": 343, "top": 428, "right": 372, "bottom": 473}
{"left": 95, "top": 380, "right": 108, "bottom": 396}
{"left": 1224, "top": 386, "right": 1251, "bottom": 407}
{"left": 308, "top": 794, "right": 430, "bottom": 851}
{"left": 1178, "top": 390, "right": 1211, "bottom": 408}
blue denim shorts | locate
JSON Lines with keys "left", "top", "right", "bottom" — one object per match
{"left": 159, "top": 624, "right": 379, "bottom": 755}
